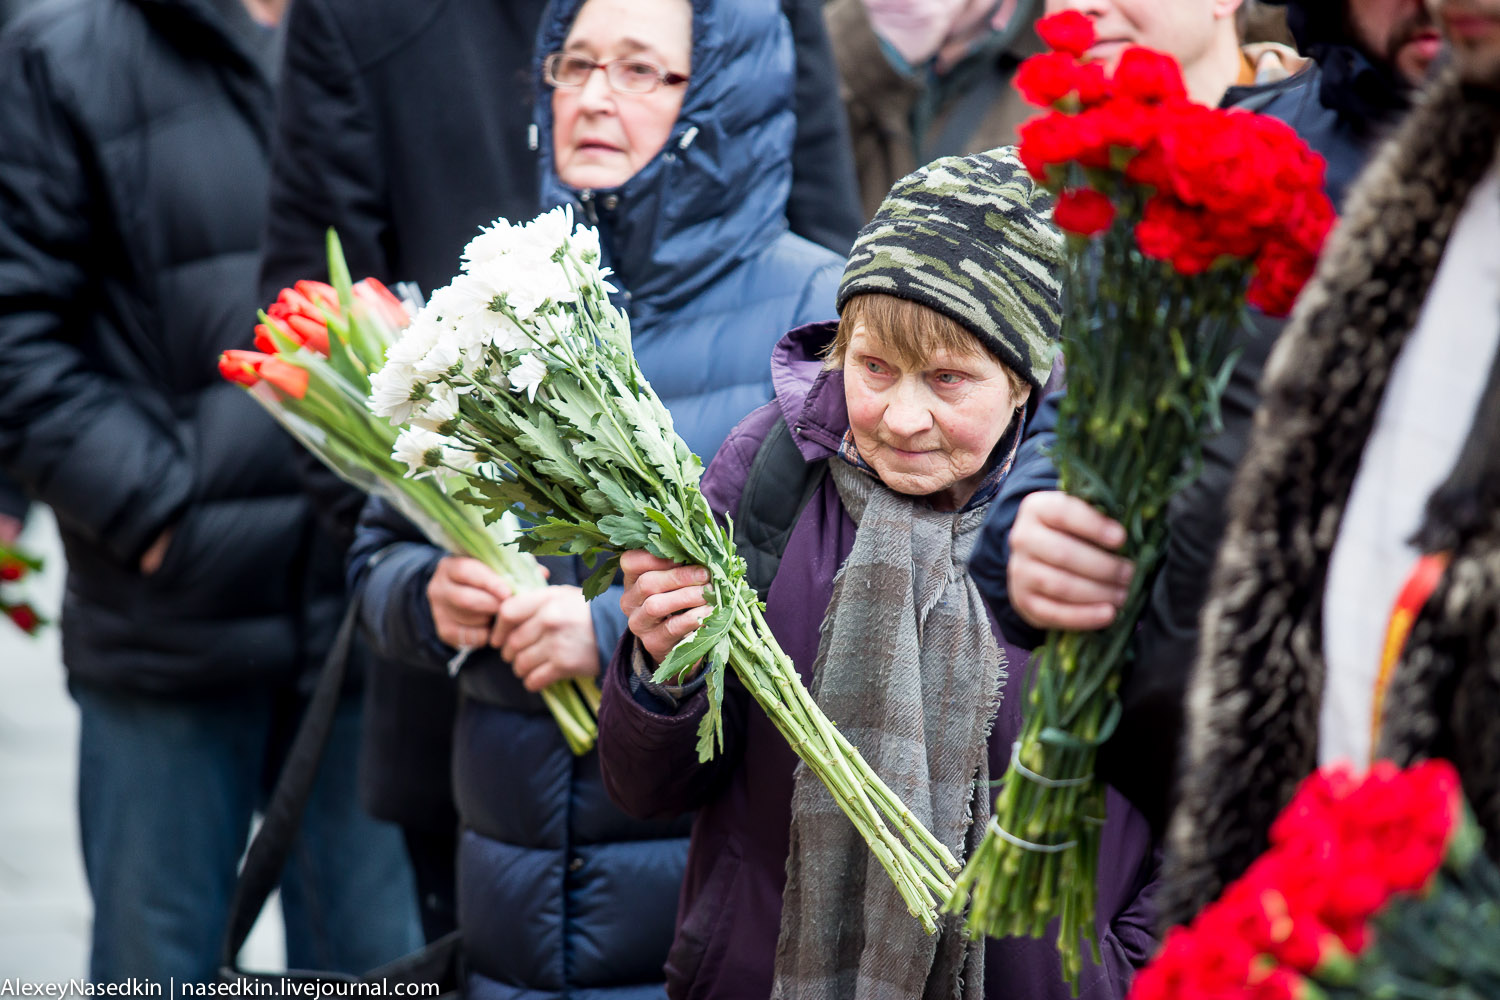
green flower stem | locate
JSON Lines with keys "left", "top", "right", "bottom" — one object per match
{"left": 716, "top": 595, "right": 957, "bottom": 929}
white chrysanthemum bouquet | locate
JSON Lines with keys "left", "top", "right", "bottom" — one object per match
{"left": 369, "top": 207, "right": 960, "bottom": 930}
{"left": 220, "top": 231, "right": 600, "bottom": 754}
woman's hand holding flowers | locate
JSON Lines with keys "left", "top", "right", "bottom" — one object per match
{"left": 428, "top": 555, "right": 513, "bottom": 650}
{"left": 620, "top": 549, "right": 712, "bottom": 667}
{"left": 494, "top": 586, "right": 599, "bottom": 692}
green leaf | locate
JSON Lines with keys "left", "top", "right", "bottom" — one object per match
{"left": 654, "top": 603, "right": 733, "bottom": 684}
{"left": 580, "top": 488, "right": 612, "bottom": 515}
{"left": 598, "top": 512, "right": 651, "bottom": 549}
{"left": 597, "top": 477, "right": 641, "bottom": 516}
{"left": 695, "top": 665, "right": 726, "bottom": 762}
{"left": 511, "top": 411, "right": 592, "bottom": 493}
{"left": 641, "top": 506, "right": 693, "bottom": 563}
{"left": 455, "top": 478, "right": 546, "bottom": 515}
{"left": 581, "top": 553, "right": 622, "bottom": 600}
{"left": 522, "top": 517, "right": 609, "bottom": 556}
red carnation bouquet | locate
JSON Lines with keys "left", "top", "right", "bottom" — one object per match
{"left": 0, "top": 540, "right": 45, "bottom": 635}
{"left": 1131, "top": 760, "right": 1500, "bottom": 1000}
{"left": 944, "top": 11, "right": 1337, "bottom": 987}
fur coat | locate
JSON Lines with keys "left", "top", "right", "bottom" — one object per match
{"left": 1158, "top": 69, "right": 1500, "bottom": 929}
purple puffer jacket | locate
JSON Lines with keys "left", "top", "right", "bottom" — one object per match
{"left": 597, "top": 322, "right": 1161, "bottom": 1000}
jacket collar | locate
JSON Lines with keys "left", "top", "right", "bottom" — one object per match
{"left": 533, "top": 0, "right": 795, "bottom": 325}
{"left": 770, "top": 322, "right": 845, "bottom": 462}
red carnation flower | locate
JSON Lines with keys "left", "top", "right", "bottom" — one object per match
{"left": 6, "top": 602, "right": 41, "bottom": 634}
{"left": 1112, "top": 47, "right": 1188, "bottom": 105}
{"left": 1053, "top": 188, "right": 1116, "bottom": 236}
{"left": 1035, "top": 10, "right": 1095, "bottom": 57}
{"left": 1015, "top": 52, "right": 1111, "bottom": 110}
{"left": 1246, "top": 237, "right": 1317, "bottom": 317}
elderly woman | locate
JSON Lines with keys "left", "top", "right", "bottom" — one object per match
{"left": 347, "top": 0, "right": 843, "bottom": 995}
{"left": 597, "top": 151, "right": 1160, "bottom": 1000}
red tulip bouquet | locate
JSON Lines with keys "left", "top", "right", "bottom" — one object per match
{"left": 1, "top": 541, "right": 45, "bottom": 635}
{"left": 1130, "top": 760, "right": 1500, "bottom": 1000}
{"left": 943, "top": 11, "right": 1337, "bottom": 985}
{"left": 219, "top": 232, "right": 600, "bottom": 754}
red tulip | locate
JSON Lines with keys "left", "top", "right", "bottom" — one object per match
{"left": 219, "top": 349, "right": 270, "bottom": 386}
{"left": 295, "top": 280, "right": 340, "bottom": 311}
{"left": 259, "top": 357, "right": 309, "bottom": 399}
{"left": 285, "top": 313, "right": 331, "bottom": 355}
{"left": 354, "top": 277, "right": 412, "bottom": 331}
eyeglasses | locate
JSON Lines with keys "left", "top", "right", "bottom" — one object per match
{"left": 543, "top": 52, "right": 689, "bottom": 94}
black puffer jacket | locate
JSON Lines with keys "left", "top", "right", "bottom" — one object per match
{"left": 0, "top": 0, "right": 344, "bottom": 692}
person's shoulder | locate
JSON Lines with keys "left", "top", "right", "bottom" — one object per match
{"left": 1223, "top": 60, "right": 1323, "bottom": 119}
{"left": 289, "top": 0, "right": 472, "bottom": 69}
{"left": 744, "top": 230, "right": 846, "bottom": 297}
{"left": 701, "top": 401, "right": 786, "bottom": 516}
{"left": 1, "top": 0, "right": 120, "bottom": 69}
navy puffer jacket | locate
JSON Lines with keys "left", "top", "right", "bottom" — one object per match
{"left": 347, "top": 0, "right": 842, "bottom": 996}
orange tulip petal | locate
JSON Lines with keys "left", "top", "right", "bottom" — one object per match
{"left": 286, "top": 313, "right": 330, "bottom": 355}
{"left": 259, "top": 357, "right": 309, "bottom": 399}
{"left": 295, "top": 280, "right": 340, "bottom": 310}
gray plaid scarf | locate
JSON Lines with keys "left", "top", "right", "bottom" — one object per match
{"left": 770, "top": 459, "right": 1008, "bottom": 1000}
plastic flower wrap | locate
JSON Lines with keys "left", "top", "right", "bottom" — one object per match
{"left": 1130, "top": 760, "right": 1500, "bottom": 1000}
{"left": 370, "top": 208, "right": 961, "bottom": 931}
{"left": 944, "top": 11, "right": 1338, "bottom": 987}
{"left": 220, "top": 231, "right": 599, "bottom": 754}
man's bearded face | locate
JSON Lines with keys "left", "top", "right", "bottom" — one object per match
{"left": 1429, "top": 0, "right": 1500, "bottom": 87}
{"left": 1349, "top": 0, "right": 1445, "bottom": 84}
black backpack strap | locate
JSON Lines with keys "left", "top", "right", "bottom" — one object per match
{"left": 220, "top": 603, "right": 360, "bottom": 982}
{"left": 733, "top": 416, "right": 828, "bottom": 599}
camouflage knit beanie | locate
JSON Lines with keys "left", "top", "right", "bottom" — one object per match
{"left": 837, "top": 148, "right": 1064, "bottom": 392}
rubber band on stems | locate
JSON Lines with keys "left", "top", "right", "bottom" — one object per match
{"left": 1009, "top": 739, "right": 1092, "bottom": 788}
{"left": 982, "top": 742, "right": 1097, "bottom": 854}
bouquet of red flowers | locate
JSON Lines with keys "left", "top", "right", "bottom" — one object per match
{"left": 1131, "top": 760, "right": 1500, "bottom": 1000}
{"left": 0, "top": 540, "right": 44, "bottom": 635}
{"left": 944, "top": 11, "right": 1337, "bottom": 986}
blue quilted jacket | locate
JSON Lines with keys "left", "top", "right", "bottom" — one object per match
{"left": 348, "top": 0, "right": 841, "bottom": 996}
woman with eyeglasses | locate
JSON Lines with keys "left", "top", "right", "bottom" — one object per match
{"left": 345, "top": 0, "right": 845, "bottom": 997}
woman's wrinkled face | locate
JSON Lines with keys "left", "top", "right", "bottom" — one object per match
{"left": 843, "top": 321, "right": 1029, "bottom": 511}
{"left": 551, "top": 0, "right": 692, "bottom": 190}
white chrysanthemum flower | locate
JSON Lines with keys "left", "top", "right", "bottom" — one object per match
{"left": 440, "top": 444, "right": 480, "bottom": 473}
{"left": 385, "top": 309, "right": 442, "bottom": 367}
{"left": 568, "top": 223, "right": 601, "bottom": 264}
{"left": 411, "top": 383, "right": 460, "bottom": 433}
{"left": 525, "top": 206, "right": 573, "bottom": 257}
{"left": 369, "top": 361, "right": 426, "bottom": 424}
{"left": 467, "top": 255, "right": 574, "bottom": 320}
{"left": 414, "top": 336, "right": 462, "bottom": 381}
{"left": 462, "top": 218, "right": 519, "bottom": 273}
{"left": 391, "top": 426, "right": 455, "bottom": 479}
{"left": 507, "top": 352, "right": 548, "bottom": 402}
{"left": 485, "top": 311, "right": 534, "bottom": 355}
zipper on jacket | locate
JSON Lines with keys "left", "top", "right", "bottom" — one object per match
{"left": 578, "top": 189, "right": 599, "bottom": 227}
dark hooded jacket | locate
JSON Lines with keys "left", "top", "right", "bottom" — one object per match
{"left": 596, "top": 322, "right": 1160, "bottom": 1000}
{"left": 0, "top": 0, "right": 343, "bottom": 692}
{"left": 346, "top": 1, "right": 844, "bottom": 995}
